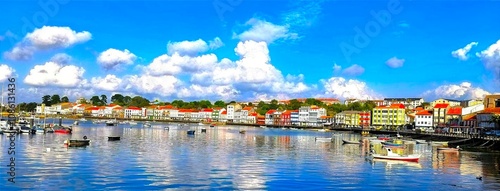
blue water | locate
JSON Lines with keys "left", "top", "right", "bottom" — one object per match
{"left": 1, "top": 120, "right": 500, "bottom": 190}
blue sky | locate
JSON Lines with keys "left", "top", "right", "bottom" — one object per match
{"left": 1, "top": 0, "right": 499, "bottom": 103}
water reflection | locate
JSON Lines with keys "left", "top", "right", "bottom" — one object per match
{"left": 0, "top": 123, "right": 499, "bottom": 190}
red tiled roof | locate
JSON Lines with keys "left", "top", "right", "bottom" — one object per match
{"left": 434, "top": 103, "right": 450, "bottom": 109}
{"left": 480, "top": 107, "right": 500, "bottom": 114}
{"left": 250, "top": 112, "right": 258, "bottom": 116}
{"left": 127, "top": 106, "right": 142, "bottom": 110}
{"left": 282, "top": 110, "right": 292, "bottom": 115}
{"left": 178, "top": 109, "right": 197, "bottom": 112}
{"left": 266, "top": 110, "right": 276, "bottom": 114}
{"left": 201, "top": 108, "right": 214, "bottom": 112}
{"left": 463, "top": 114, "right": 477, "bottom": 121}
{"left": 416, "top": 110, "right": 432, "bottom": 115}
{"left": 158, "top": 105, "right": 174, "bottom": 110}
{"left": 242, "top": 106, "right": 253, "bottom": 111}
{"left": 221, "top": 111, "right": 227, "bottom": 115}
{"left": 447, "top": 107, "right": 462, "bottom": 115}
{"left": 213, "top": 107, "right": 223, "bottom": 110}
{"left": 320, "top": 116, "right": 332, "bottom": 119}
{"left": 389, "top": 104, "right": 405, "bottom": 109}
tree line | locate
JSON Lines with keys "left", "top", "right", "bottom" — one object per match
{"left": 12, "top": 94, "right": 379, "bottom": 117}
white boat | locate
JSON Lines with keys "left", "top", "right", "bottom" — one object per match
{"left": 129, "top": 121, "right": 138, "bottom": 125}
{"left": 318, "top": 129, "right": 328, "bottom": 132}
{"left": 19, "top": 125, "right": 33, "bottom": 134}
{"left": 415, "top": 140, "right": 426, "bottom": 144}
{"left": 105, "top": 119, "right": 118, "bottom": 126}
{"left": 79, "top": 118, "right": 87, "bottom": 121}
{"left": 315, "top": 137, "right": 332, "bottom": 142}
{"left": 370, "top": 147, "right": 421, "bottom": 162}
{"left": 369, "top": 139, "right": 386, "bottom": 144}
{"left": 437, "top": 146, "right": 461, "bottom": 152}
{"left": 259, "top": 125, "right": 267, "bottom": 128}
{"left": 198, "top": 122, "right": 204, "bottom": 126}
{"left": 143, "top": 122, "right": 152, "bottom": 128}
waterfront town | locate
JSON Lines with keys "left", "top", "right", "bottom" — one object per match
{"left": 14, "top": 94, "right": 500, "bottom": 137}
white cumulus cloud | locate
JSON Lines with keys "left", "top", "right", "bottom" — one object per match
{"left": 125, "top": 74, "right": 181, "bottom": 96}
{"left": 476, "top": 40, "right": 500, "bottom": 82}
{"left": 320, "top": 77, "right": 382, "bottom": 100}
{"left": 25, "top": 26, "right": 91, "bottom": 49}
{"left": 342, "top": 64, "right": 365, "bottom": 76}
{"left": 147, "top": 53, "right": 217, "bottom": 76}
{"left": 422, "top": 82, "right": 490, "bottom": 100}
{"left": 177, "top": 84, "right": 240, "bottom": 100}
{"left": 91, "top": 74, "right": 123, "bottom": 91}
{"left": 385, "top": 57, "right": 405, "bottom": 68}
{"left": 0, "top": 64, "right": 15, "bottom": 82}
{"left": 233, "top": 18, "right": 298, "bottom": 44}
{"left": 3, "top": 26, "right": 91, "bottom": 61}
{"left": 24, "top": 61, "right": 86, "bottom": 88}
{"left": 97, "top": 48, "right": 137, "bottom": 70}
{"left": 452, "top": 42, "right": 478, "bottom": 61}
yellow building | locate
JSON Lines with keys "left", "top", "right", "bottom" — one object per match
{"left": 372, "top": 104, "right": 406, "bottom": 129}
{"left": 483, "top": 94, "right": 500, "bottom": 108}
{"left": 431, "top": 98, "right": 461, "bottom": 107}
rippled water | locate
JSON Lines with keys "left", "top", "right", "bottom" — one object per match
{"left": 1, "top": 120, "right": 500, "bottom": 190}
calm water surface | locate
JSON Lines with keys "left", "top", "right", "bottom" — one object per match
{"left": 1, "top": 120, "right": 500, "bottom": 190}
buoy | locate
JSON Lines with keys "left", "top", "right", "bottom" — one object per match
{"left": 46, "top": 148, "right": 51, "bottom": 152}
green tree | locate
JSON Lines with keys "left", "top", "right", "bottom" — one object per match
{"left": 61, "top": 96, "right": 69, "bottom": 103}
{"left": 214, "top": 100, "right": 225, "bottom": 108}
{"left": 42, "top": 95, "right": 51, "bottom": 106}
{"left": 79, "top": 98, "right": 89, "bottom": 104}
{"left": 100, "top": 94, "right": 108, "bottom": 105}
{"left": 199, "top": 100, "right": 212, "bottom": 108}
{"left": 172, "top": 100, "right": 185, "bottom": 108}
{"left": 129, "top": 96, "right": 150, "bottom": 107}
{"left": 287, "top": 99, "right": 302, "bottom": 110}
{"left": 90, "top": 96, "right": 102, "bottom": 106}
{"left": 51, "top": 94, "right": 61, "bottom": 105}
{"left": 111, "top": 94, "right": 124, "bottom": 105}
{"left": 123, "top": 96, "right": 132, "bottom": 105}
{"left": 363, "top": 101, "right": 377, "bottom": 111}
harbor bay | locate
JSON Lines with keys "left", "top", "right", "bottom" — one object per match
{"left": 1, "top": 120, "right": 499, "bottom": 190}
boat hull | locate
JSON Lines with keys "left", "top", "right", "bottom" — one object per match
{"left": 343, "top": 140, "right": 361, "bottom": 144}
{"left": 372, "top": 154, "right": 420, "bottom": 162}
{"left": 64, "top": 139, "right": 91, "bottom": 147}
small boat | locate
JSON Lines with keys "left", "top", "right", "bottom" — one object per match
{"left": 209, "top": 124, "right": 216, "bottom": 128}
{"left": 2, "top": 128, "right": 19, "bottom": 134}
{"left": 54, "top": 126, "right": 72, "bottom": 134}
{"left": 79, "top": 118, "right": 87, "bottom": 121}
{"left": 239, "top": 130, "right": 246, "bottom": 134}
{"left": 73, "top": 121, "right": 79, "bottom": 125}
{"left": 64, "top": 138, "right": 91, "bottom": 147}
{"left": 143, "top": 122, "right": 152, "bottom": 128}
{"left": 108, "top": 136, "right": 121, "bottom": 141}
{"left": 165, "top": 126, "right": 170, "bottom": 130}
{"left": 318, "top": 129, "right": 327, "bottom": 132}
{"left": 198, "top": 122, "right": 204, "bottom": 126}
{"left": 259, "top": 125, "right": 267, "bottom": 128}
{"left": 129, "top": 121, "right": 138, "bottom": 125}
{"left": 415, "top": 140, "right": 426, "bottom": 144}
{"left": 34, "top": 126, "right": 45, "bottom": 134}
{"left": 381, "top": 142, "right": 403, "bottom": 146}
{"left": 315, "top": 137, "right": 332, "bottom": 142}
{"left": 19, "top": 125, "right": 34, "bottom": 134}
{"left": 370, "top": 147, "right": 421, "bottom": 162}
{"left": 187, "top": 130, "right": 195, "bottom": 135}
{"left": 201, "top": 128, "right": 206, "bottom": 133}
{"left": 45, "top": 127, "right": 55, "bottom": 133}
{"left": 105, "top": 120, "right": 118, "bottom": 126}
{"left": 343, "top": 139, "right": 361, "bottom": 144}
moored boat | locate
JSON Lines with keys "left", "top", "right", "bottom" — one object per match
{"left": 239, "top": 130, "right": 246, "bottom": 134}
{"left": 437, "top": 146, "right": 461, "bottom": 152}
{"left": 315, "top": 137, "right": 332, "bottom": 142}
{"left": 370, "top": 148, "right": 421, "bottom": 162}
{"left": 187, "top": 130, "right": 195, "bottom": 135}
{"left": 54, "top": 126, "right": 72, "bottom": 134}
{"left": 415, "top": 140, "right": 426, "bottom": 144}
{"left": 381, "top": 141, "right": 403, "bottom": 146}
{"left": 64, "top": 139, "right": 91, "bottom": 147}
{"left": 343, "top": 139, "right": 361, "bottom": 144}
{"left": 108, "top": 136, "right": 120, "bottom": 141}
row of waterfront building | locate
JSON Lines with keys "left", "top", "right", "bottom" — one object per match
{"left": 33, "top": 95, "right": 500, "bottom": 130}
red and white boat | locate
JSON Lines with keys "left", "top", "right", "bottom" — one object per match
{"left": 370, "top": 148, "right": 421, "bottom": 162}
{"left": 54, "top": 126, "right": 72, "bottom": 134}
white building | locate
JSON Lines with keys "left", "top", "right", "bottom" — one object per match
{"left": 414, "top": 110, "right": 433, "bottom": 128}
{"left": 298, "top": 106, "right": 309, "bottom": 125}
{"left": 226, "top": 104, "right": 242, "bottom": 122}
{"left": 384, "top": 98, "right": 424, "bottom": 109}
{"left": 124, "top": 106, "right": 143, "bottom": 119}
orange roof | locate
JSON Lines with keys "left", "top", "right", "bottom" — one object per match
{"left": 158, "top": 105, "right": 174, "bottom": 110}
{"left": 463, "top": 114, "right": 477, "bottom": 121}
{"left": 480, "top": 107, "right": 500, "bottom": 114}
{"left": 221, "top": 111, "right": 227, "bottom": 115}
{"left": 434, "top": 103, "right": 449, "bottom": 109}
{"left": 127, "top": 106, "right": 142, "bottom": 110}
{"left": 416, "top": 110, "right": 432, "bottom": 115}
{"left": 282, "top": 110, "right": 292, "bottom": 115}
{"left": 447, "top": 107, "right": 462, "bottom": 115}
{"left": 85, "top": 107, "right": 100, "bottom": 111}
{"left": 201, "top": 108, "right": 214, "bottom": 112}
{"left": 320, "top": 116, "right": 332, "bottom": 119}
{"left": 178, "top": 109, "right": 197, "bottom": 112}
{"left": 389, "top": 103, "right": 405, "bottom": 109}
{"left": 250, "top": 112, "right": 258, "bottom": 116}
{"left": 242, "top": 106, "right": 253, "bottom": 111}
{"left": 213, "top": 107, "right": 223, "bottom": 110}
{"left": 266, "top": 110, "right": 276, "bottom": 114}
